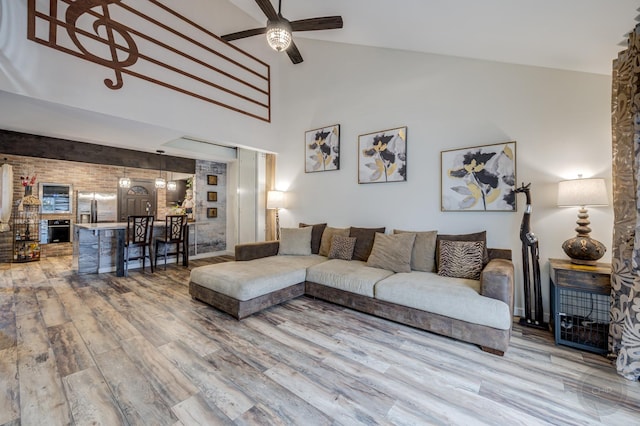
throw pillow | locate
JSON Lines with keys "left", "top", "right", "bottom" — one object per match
{"left": 437, "top": 240, "right": 485, "bottom": 280}
{"left": 349, "top": 226, "right": 386, "bottom": 261}
{"left": 328, "top": 236, "right": 357, "bottom": 260}
{"left": 278, "top": 226, "right": 312, "bottom": 256}
{"left": 366, "top": 232, "right": 416, "bottom": 273}
{"left": 436, "top": 230, "right": 489, "bottom": 269}
{"left": 319, "top": 226, "right": 350, "bottom": 256}
{"left": 394, "top": 229, "right": 438, "bottom": 272}
{"left": 299, "top": 222, "right": 327, "bottom": 254}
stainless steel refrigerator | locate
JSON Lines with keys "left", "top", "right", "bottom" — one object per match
{"left": 77, "top": 191, "right": 117, "bottom": 223}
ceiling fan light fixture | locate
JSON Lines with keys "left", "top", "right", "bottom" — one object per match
{"left": 266, "top": 19, "right": 292, "bottom": 52}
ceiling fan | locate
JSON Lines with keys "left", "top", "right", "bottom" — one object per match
{"left": 221, "top": 0, "right": 343, "bottom": 64}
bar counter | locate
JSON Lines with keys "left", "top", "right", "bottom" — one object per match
{"left": 73, "top": 221, "right": 192, "bottom": 276}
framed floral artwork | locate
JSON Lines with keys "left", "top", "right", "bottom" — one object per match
{"left": 358, "top": 126, "right": 407, "bottom": 184}
{"left": 441, "top": 141, "right": 516, "bottom": 211}
{"left": 305, "top": 124, "right": 340, "bottom": 172}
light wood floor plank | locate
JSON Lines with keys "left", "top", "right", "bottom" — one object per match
{"left": 171, "top": 392, "right": 234, "bottom": 425}
{"left": 158, "top": 340, "right": 254, "bottom": 421}
{"left": 94, "top": 346, "right": 178, "bottom": 425}
{"left": 205, "top": 348, "right": 333, "bottom": 425}
{"left": 47, "top": 321, "right": 95, "bottom": 378}
{"left": 17, "top": 311, "right": 71, "bottom": 425}
{"left": 0, "top": 346, "right": 19, "bottom": 425}
{"left": 63, "top": 366, "right": 127, "bottom": 426}
{"left": 120, "top": 335, "right": 199, "bottom": 406}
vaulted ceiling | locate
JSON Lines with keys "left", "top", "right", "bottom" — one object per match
{"left": 227, "top": 0, "right": 638, "bottom": 75}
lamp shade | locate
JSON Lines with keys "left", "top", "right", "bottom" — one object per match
{"left": 557, "top": 178, "right": 608, "bottom": 207}
{"left": 266, "top": 20, "right": 292, "bottom": 52}
{"left": 267, "top": 190, "right": 285, "bottom": 209}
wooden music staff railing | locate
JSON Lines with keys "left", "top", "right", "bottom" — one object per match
{"left": 27, "top": 0, "right": 271, "bottom": 122}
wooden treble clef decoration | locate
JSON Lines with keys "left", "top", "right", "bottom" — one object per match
{"left": 65, "top": 0, "right": 139, "bottom": 90}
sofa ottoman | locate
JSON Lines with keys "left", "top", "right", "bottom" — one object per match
{"left": 189, "top": 254, "right": 326, "bottom": 319}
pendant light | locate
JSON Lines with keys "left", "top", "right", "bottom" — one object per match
{"left": 119, "top": 167, "right": 131, "bottom": 188}
{"left": 167, "top": 172, "right": 177, "bottom": 191}
{"left": 155, "top": 150, "right": 166, "bottom": 189}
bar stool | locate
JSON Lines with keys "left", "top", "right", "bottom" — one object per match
{"left": 124, "top": 215, "right": 154, "bottom": 276}
{"left": 155, "top": 215, "right": 187, "bottom": 270}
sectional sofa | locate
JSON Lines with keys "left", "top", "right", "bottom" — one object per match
{"left": 189, "top": 224, "right": 515, "bottom": 355}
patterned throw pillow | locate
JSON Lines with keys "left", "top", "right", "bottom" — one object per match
{"left": 437, "top": 240, "right": 485, "bottom": 280}
{"left": 436, "top": 231, "right": 489, "bottom": 269}
{"left": 328, "top": 236, "right": 357, "bottom": 260}
{"left": 319, "top": 227, "right": 350, "bottom": 256}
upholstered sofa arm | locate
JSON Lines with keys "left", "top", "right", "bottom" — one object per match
{"left": 235, "top": 241, "right": 280, "bottom": 261}
{"left": 480, "top": 258, "right": 515, "bottom": 316}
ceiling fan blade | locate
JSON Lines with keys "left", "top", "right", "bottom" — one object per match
{"left": 221, "top": 27, "right": 266, "bottom": 42}
{"left": 286, "top": 41, "right": 303, "bottom": 64}
{"left": 255, "top": 0, "right": 279, "bottom": 21}
{"left": 290, "top": 16, "right": 343, "bottom": 32}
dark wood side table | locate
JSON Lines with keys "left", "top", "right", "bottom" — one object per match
{"left": 549, "top": 258, "right": 611, "bottom": 354}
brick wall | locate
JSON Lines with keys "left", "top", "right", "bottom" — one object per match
{"left": 0, "top": 154, "right": 226, "bottom": 263}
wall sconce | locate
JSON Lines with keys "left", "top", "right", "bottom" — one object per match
{"left": 155, "top": 150, "right": 166, "bottom": 189}
{"left": 267, "top": 190, "right": 286, "bottom": 240}
{"left": 557, "top": 177, "right": 608, "bottom": 265}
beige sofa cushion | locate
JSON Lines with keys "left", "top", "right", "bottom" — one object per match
{"left": 279, "top": 226, "right": 312, "bottom": 256}
{"left": 394, "top": 229, "right": 437, "bottom": 272}
{"left": 366, "top": 232, "right": 416, "bottom": 273}
{"left": 190, "top": 255, "right": 326, "bottom": 301}
{"left": 306, "top": 259, "right": 394, "bottom": 297}
{"left": 374, "top": 271, "right": 511, "bottom": 330}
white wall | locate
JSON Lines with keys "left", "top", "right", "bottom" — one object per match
{"left": 274, "top": 39, "right": 613, "bottom": 319}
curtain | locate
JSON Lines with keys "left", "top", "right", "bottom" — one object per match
{"left": 0, "top": 163, "right": 13, "bottom": 232}
{"left": 610, "top": 23, "right": 640, "bottom": 381}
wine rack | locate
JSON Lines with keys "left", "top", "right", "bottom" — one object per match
{"left": 12, "top": 203, "right": 42, "bottom": 262}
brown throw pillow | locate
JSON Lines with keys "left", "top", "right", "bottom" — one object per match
{"left": 366, "top": 233, "right": 416, "bottom": 273}
{"left": 319, "top": 226, "right": 350, "bottom": 256}
{"left": 394, "top": 229, "right": 438, "bottom": 272}
{"left": 436, "top": 231, "right": 489, "bottom": 269}
{"left": 328, "top": 236, "right": 357, "bottom": 260}
{"left": 437, "top": 240, "right": 485, "bottom": 280}
{"left": 349, "top": 226, "right": 386, "bottom": 261}
{"left": 299, "top": 223, "right": 327, "bottom": 254}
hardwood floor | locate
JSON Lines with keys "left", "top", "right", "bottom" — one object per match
{"left": 0, "top": 256, "right": 638, "bottom": 425}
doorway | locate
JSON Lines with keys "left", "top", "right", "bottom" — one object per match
{"left": 118, "top": 179, "right": 157, "bottom": 221}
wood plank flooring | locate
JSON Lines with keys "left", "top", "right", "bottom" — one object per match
{"left": 0, "top": 256, "right": 638, "bottom": 425}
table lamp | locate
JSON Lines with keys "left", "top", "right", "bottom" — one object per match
{"left": 557, "top": 177, "right": 608, "bottom": 265}
{"left": 267, "top": 190, "right": 286, "bottom": 240}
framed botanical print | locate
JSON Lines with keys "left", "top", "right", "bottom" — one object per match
{"left": 358, "top": 126, "right": 407, "bottom": 184}
{"left": 441, "top": 141, "right": 516, "bottom": 211}
{"left": 207, "top": 207, "right": 218, "bottom": 218}
{"left": 207, "top": 191, "right": 217, "bottom": 202}
{"left": 305, "top": 124, "right": 340, "bottom": 172}
{"left": 207, "top": 175, "right": 217, "bottom": 185}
